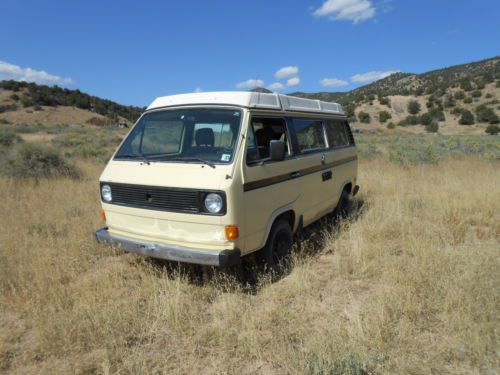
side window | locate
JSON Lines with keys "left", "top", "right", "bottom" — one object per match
{"left": 344, "top": 121, "right": 356, "bottom": 146}
{"left": 325, "top": 119, "right": 351, "bottom": 149}
{"left": 246, "top": 117, "right": 289, "bottom": 164}
{"left": 292, "top": 119, "right": 326, "bottom": 153}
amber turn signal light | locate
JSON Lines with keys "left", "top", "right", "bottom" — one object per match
{"left": 101, "top": 210, "right": 106, "bottom": 223}
{"left": 225, "top": 225, "right": 239, "bottom": 240}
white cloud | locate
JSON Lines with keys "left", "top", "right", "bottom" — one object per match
{"left": 350, "top": 70, "right": 399, "bottom": 83}
{"left": 274, "top": 66, "right": 299, "bottom": 79}
{"left": 313, "top": 0, "right": 376, "bottom": 24}
{"left": 320, "top": 77, "right": 349, "bottom": 87}
{"left": 236, "top": 78, "right": 265, "bottom": 89}
{"left": 0, "top": 60, "right": 74, "bottom": 85}
{"left": 286, "top": 77, "right": 300, "bottom": 87}
{"left": 194, "top": 87, "right": 203, "bottom": 93}
{"left": 267, "top": 82, "right": 285, "bottom": 91}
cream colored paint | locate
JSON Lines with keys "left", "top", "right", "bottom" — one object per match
{"left": 99, "top": 105, "right": 357, "bottom": 259}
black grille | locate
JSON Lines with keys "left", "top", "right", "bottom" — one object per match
{"left": 105, "top": 183, "right": 202, "bottom": 213}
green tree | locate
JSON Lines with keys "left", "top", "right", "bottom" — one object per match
{"left": 454, "top": 90, "right": 465, "bottom": 100}
{"left": 485, "top": 124, "right": 500, "bottom": 135}
{"left": 358, "top": 111, "right": 371, "bottom": 124}
{"left": 459, "top": 110, "right": 474, "bottom": 125}
{"left": 378, "top": 110, "right": 392, "bottom": 123}
{"left": 418, "top": 113, "right": 432, "bottom": 126}
{"left": 460, "top": 79, "right": 473, "bottom": 91}
{"left": 471, "top": 90, "right": 482, "bottom": 98}
{"left": 425, "top": 120, "right": 439, "bottom": 133}
{"left": 476, "top": 105, "right": 499, "bottom": 124}
{"left": 407, "top": 100, "right": 421, "bottom": 114}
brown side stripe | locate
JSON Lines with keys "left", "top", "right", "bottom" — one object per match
{"left": 243, "top": 155, "right": 357, "bottom": 192}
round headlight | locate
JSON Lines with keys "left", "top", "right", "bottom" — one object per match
{"left": 101, "top": 184, "right": 112, "bottom": 202}
{"left": 204, "top": 193, "right": 222, "bottom": 213}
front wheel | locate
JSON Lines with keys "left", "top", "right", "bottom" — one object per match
{"left": 256, "top": 219, "right": 293, "bottom": 272}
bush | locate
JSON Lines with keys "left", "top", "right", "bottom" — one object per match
{"left": 425, "top": 121, "right": 439, "bottom": 133}
{"left": 459, "top": 110, "right": 475, "bottom": 125}
{"left": 358, "top": 111, "right": 371, "bottom": 124}
{"left": 407, "top": 100, "right": 421, "bottom": 115}
{"left": 460, "top": 79, "right": 473, "bottom": 91}
{"left": 387, "top": 122, "right": 396, "bottom": 129}
{"left": 454, "top": 90, "right": 465, "bottom": 100}
{"left": 379, "top": 96, "right": 390, "bottom": 107}
{"left": 1, "top": 143, "right": 80, "bottom": 179}
{"left": 0, "top": 128, "right": 19, "bottom": 147}
{"left": 486, "top": 93, "right": 493, "bottom": 99}
{"left": 485, "top": 124, "right": 500, "bottom": 135}
{"left": 444, "top": 95, "right": 456, "bottom": 108}
{"left": 378, "top": 110, "right": 392, "bottom": 123}
{"left": 428, "top": 108, "right": 446, "bottom": 121}
{"left": 464, "top": 97, "right": 473, "bottom": 104}
{"left": 471, "top": 90, "right": 482, "bottom": 98}
{"left": 418, "top": 112, "right": 433, "bottom": 126}
{"left": 476, "top": 105, "right": 500, "bottom": 124}
{"left": 10, "top": 93, "right": 20, "bottom": 101}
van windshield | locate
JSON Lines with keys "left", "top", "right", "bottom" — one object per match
{"left": 115, "top": 108, "right": 242, "bottom": 165}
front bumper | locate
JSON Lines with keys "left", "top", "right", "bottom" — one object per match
{"left": 94, "top": 228, "right": 241, "bottom": 267}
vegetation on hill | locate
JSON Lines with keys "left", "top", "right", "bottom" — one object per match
{"left": 0, "top": 80, "right": 144, "bottom": 122}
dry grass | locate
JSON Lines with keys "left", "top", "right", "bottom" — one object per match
{"left": 0, "top": 158, "right": 499, "bottom": 374}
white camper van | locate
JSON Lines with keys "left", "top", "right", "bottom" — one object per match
{"left": 95, "top": 92, "right": 359, "bottom": 268}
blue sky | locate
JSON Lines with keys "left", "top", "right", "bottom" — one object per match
{"left": 1, "top": 0, "right": 499, "bottom": 106}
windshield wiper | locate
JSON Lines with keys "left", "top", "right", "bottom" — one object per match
{"left": 167, "top": 156, "right": 216, "bottom": 169}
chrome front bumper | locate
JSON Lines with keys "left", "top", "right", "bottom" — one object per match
{"left": 94, "top": 228, "right": 241, "bottom": 267}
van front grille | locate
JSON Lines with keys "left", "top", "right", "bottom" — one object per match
{"left": 105, "top": 183, "right": 201, "bottom": 213}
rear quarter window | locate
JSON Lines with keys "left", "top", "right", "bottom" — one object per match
{"left": 292, "top": 119, "right": 327, "bottom": 153}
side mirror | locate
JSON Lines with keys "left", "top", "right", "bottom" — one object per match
{"left": 269, "top": 140, "right": 286, "bottom": 161}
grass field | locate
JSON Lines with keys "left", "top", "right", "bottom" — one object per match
{"left": 0, "top": 135, "right": 499, "bottom": 374}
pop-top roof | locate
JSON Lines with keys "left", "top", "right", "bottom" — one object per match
{"left": 147, "top": 91, "right": 344, "bottom": 115}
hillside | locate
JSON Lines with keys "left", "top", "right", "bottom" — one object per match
{"left": 292, "top": 56, "right": 500, "bottom": 135}
{"left": 0, "top": 80, "right": 144, "bottom": 128}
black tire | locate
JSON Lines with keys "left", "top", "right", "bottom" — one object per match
{"left": 334, "top": 189, "right": 353, "bottom": 219}
{"left": 256, "top": 219, "right": 293, "bottom": 272}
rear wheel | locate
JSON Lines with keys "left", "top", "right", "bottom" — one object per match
{"left": 334, "top": 188, "right": 353, "bottom": 219}
{"left": 257, "top": 219, "right": 293, "bottom": 272}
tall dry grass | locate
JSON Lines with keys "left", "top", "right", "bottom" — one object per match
{"left": 0, "top": 158, "right": 498, "bottom": 374}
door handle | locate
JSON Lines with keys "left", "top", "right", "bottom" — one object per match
{"left": 290, "top": 171, "right": 301, "bottom": 179}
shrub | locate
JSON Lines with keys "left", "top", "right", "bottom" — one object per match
{"left": 425, "top": 121, "right": 439, "bottom": 133}
{"left": 486, "top": 93, "right": 493, "bottom": 99}
{"left": 451, "top": 107, "right": 464, "bottom": 116}
{"left": 471, "top": 90, "right": 482, "bottom": 98}
{"left": 378, "top": 110, "right": 392, "bottom": 123}
{"left": 1, "top": 143, "right": 80, "bottom": 179}
{"left": 454, "top": 90, "right": 465, "bottom": 100}
{"left": 428, "top": 108, "right": 444, "bottom": 121}
{"left": 10, "top": 93, "right": 20, "bottom": 101}
{"left": 464, "top": 97, "right": 473, "bottom": 104}
{"left": 444, "top": 95, "right": 456, "bottom": 108}
{"left": 459, "top": 110, "right": 475, "bottom": 125}
{"left": 379, "top": 96, "right": 390, "bottom": 107}
{"left": 387, "top": 122, "right": 396, "bottom": 129}
{"left": 460, "top": 79, "right": 473, "bottom": 91}
{"left": 476, "top": 105, "right": 500, "bottom": 124}
{"left": 418, "top": 112, "right": 432, "bottom": 126}
{"left": 407, "top": 100, "right": 421, "bottom": 114}
{"left": 358, "top": 111, "right": 371, "bottom": 124}
{"left": 485, "top": 124, "right": 500, "bottom": 135}
{"left": 0, "top": 128, "right": 19, "bottom": 147}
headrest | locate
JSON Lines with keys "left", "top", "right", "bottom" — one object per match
{"left": 195, "top": 128, "right": 215, "bottom": 146}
